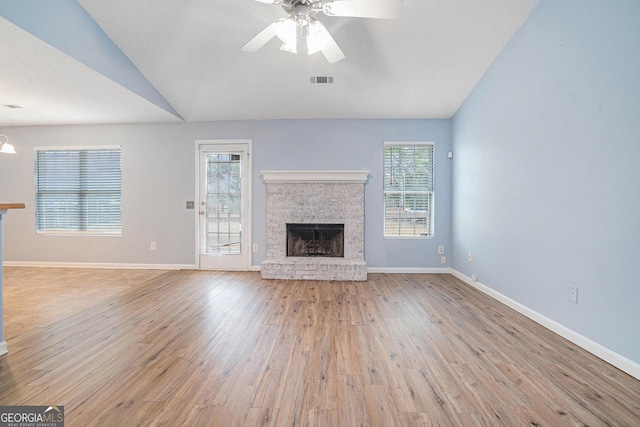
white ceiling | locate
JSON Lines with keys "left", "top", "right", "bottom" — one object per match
{"left": 0, "top": 0, "right": 537, "bottom": 126}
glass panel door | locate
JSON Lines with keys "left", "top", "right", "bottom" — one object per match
{"left": 198, "top": 143, "right": 250, "bottom": 270}
{"left": 206, "top": 153, "right": 242, "bottom": 254}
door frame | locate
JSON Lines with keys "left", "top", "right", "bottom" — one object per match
{"left": 194, "top": 139, "right": 252, "bottom": 270}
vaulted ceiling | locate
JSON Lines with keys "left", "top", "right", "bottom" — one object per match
{"left": 0, "top": 0, "right": 538, "bottom": 126}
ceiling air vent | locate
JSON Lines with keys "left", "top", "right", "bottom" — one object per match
{"left": 310, "top": 76, "right": 334, "bottom": 84}
{"left": 4, "top": 104, "right": 23, "bottom": 109}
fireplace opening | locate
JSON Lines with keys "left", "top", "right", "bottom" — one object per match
{"left": 286, "top": 224, "right": 344, "bottom": 257}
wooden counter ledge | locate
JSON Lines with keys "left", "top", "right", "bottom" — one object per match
{"left": 0, "top": 203, "right": 25, "bottom": 210}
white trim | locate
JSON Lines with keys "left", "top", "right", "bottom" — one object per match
{"left": 3, "top": 261, "right": 195, "bottom": 270}
{"left": 384, "top": 141, "right": 435, "bottom": 147}
{"left": 261, "top": 170, "right": 369, "bottom": 183}
{"left": 0, "top": 341, "right": 6, "bottom": 356}
{"left": 250, "top": 265, "right": 262, "bottom": 272}
{"left": 194, "top": 143, "right": 200, "bottom": 267}
{"left": 33, "top": 145, "right": 121, "bottom": 151}
{"left": 383, "top": 235, "right": 435, "bottom": 240}
{"left": 36, "top": 231, "right": 121, "bottom": 237}
{"left": 367, "top": 267, "right": 451, "bottom": 274}
{"left": 451, "top": 269, "right": 640, "bottom": 381}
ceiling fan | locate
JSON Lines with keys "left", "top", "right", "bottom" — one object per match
{"left": 241, "top": 0, "right": 403, "bottom": 64}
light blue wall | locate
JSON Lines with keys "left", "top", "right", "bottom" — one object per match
{"left": 0, "top": 119, "right": 452, "bottom": 268}
{"left": 452, "top": 0, "right": 640, "bottom": 364}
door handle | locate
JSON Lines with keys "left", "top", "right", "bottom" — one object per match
{"left": 200, "top": 210, "right": 206, "bottom": 215}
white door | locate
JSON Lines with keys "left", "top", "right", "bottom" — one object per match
{"left": 197, "top": 141, "right": 251, "bottom": 270}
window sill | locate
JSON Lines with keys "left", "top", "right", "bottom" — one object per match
{"left": 36, "top": 231, "right": 121, "bottom": 237}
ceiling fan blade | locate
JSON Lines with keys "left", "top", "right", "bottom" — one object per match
{"left": 241, "top": 20, "right": 282, "bottom": 53}
{"left": 319, "top": 31, "right": 345, "bottom": 64}
{"left": 322, "top": 0, "right": 402, "bottom": 19}
{"left": 306, "top": 20, "right": 344, "bottom": 63}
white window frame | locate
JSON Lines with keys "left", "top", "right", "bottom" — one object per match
{"left": 34, "top": 145, "right": 122, "bottom": 236}
{"left": 383, "top": 141, "right": 435, "bottom": 239}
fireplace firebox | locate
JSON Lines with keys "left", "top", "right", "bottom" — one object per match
{"left": 286, "top": 223, "right": 344, "bottom": 257}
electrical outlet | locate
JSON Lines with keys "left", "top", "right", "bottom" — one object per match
{"left": 569, "top": 286, "right": 578, "bottom": 303}
{"left": 438, "top": 245, "right": 445, "bottom": 255}
{"left": 440, "top": 255, "right": 446, "bottom": 264}
{"left": 150, "top": 242, "right": 156, "bottom": 251}
{"left": 252, "top": 244, "right": 259, "bottom": 252}
{"left": 468, "top": 251, "right": 473, "bottom": 262}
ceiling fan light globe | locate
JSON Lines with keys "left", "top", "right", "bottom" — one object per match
{"left": 280, "top": 40, "right": 298, "bottom": 54}
{"left": 276, "top": 18, "right": 297, "bottom": 44}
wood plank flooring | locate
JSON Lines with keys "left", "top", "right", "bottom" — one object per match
{"left": 1, "top": 268, "right": 639, "bottom": 426}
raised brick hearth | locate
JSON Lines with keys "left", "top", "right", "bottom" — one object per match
{"left": 261, "top": 170, "right": 368, "bottom": 281}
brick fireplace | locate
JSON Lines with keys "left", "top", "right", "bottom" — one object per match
{"left": 261, "top": 170, "right": 369, "bottom": 281}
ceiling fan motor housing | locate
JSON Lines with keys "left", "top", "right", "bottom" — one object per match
{"left": 283, "top": 1, "right": 321, "bottom": 26}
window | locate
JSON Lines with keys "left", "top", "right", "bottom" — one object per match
{"left": 34, "top": 147, "right": 122, "bottom": 235}
{"left": 384, "top": 142, "right": 434, "bottom": 237}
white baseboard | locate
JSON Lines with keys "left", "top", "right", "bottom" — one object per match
{"left": 367, "top": 267, "right": 452, "bottom": 274}
{"left": 0, "top": 341, "right": 7, "bottom": 356}
{"left": 451, "top": 269, "right": 640, "bottom": 381}
{"left": 3, "top": 261, "right": 196, "bottom": 270}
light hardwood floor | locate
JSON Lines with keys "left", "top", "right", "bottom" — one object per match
{"left": 1, "top": 268, "right": 639, "bottom": 426}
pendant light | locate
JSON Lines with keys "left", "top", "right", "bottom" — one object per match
{"left": 0, "top": 134, "right": 17, "bottom": 154}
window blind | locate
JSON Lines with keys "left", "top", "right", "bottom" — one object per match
{"left": 384, "top": 144, "right": 434, "bottom": 191}
{"left": 35, "top": 148, "right": 122, "bottom": 235}
{"left": 384, "top": 143, "right": 434, "bottom": 237}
